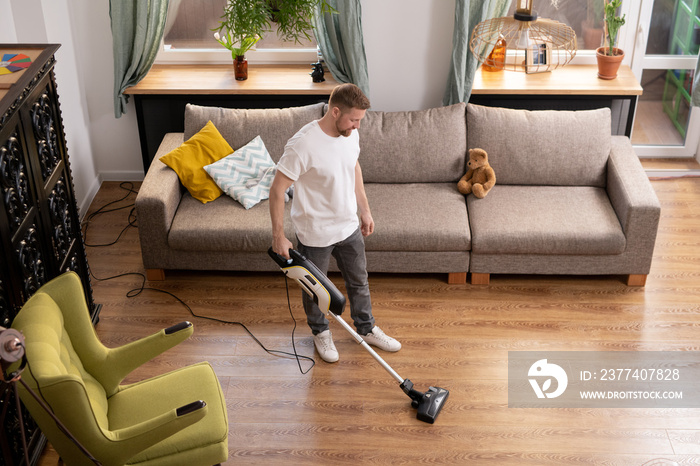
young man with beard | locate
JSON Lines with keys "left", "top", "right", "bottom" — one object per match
{"left": 269, "top": 83, "right": 401, "bottom": 363}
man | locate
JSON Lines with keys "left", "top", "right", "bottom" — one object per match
{"left": 269, "top": 83, "right": 401, "bottom": 363}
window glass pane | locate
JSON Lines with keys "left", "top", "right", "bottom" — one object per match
{"left": 632, "top": 68, "right": 694, "bottom": 146}
{"left": 163, "top": 0, "right": 317, "bottom": 50}
{"left": 648, "top": 0, "right": 700, "bottom": 55}
{"left": 506, "top": 1, "right": 602, "bottom": 50}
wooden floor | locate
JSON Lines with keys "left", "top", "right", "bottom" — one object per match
{"left": 39, "top": 178, "right": 700, "bottom": 465}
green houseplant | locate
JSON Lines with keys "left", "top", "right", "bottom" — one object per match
{"left": 595, "top": 0, "right": 626, "bottom": 79}
{"left": 212, "top": 0, "right": 334, "bottom": 80}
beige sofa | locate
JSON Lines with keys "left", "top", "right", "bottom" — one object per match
{"left": 135, "top": 102, "right": 659, "bottom": 286}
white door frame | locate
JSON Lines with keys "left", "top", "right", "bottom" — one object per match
{"left": 623, "top": 0, "right": 700, "bottom": 159}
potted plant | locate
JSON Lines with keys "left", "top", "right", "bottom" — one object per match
{"left": 212, "top": 0, "right": 334, "bottom": 81}
{"left": 596, "top": 0, "right": 626, "bottom": 80}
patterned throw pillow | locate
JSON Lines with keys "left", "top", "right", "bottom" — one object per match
{"left": 203, "top": 136, "right": 277, "bottom": 209}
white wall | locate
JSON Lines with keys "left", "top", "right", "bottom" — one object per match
{"left": 1, "top": 1, "right": 457, "bottom": 210}
{"left": 363, "top": 0, "right": 455, "bottom": 111}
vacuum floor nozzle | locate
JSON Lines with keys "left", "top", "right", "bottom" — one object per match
{"left": 401, "top": 379, "right": 449, "bottom": 424}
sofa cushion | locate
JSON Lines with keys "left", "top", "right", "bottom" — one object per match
{"left": 168, "top": 194, "right": 295, "bottom": 252}
{"left": 185, "top": 103, "right": 324, "bottom": 163}
{"left": 204, "top": 136, "right": 276, "bottom": 209}
{"left": 160, "top": 121, "right": 233, "bottom": 203}
{"left": 363, "top": 183, "right": 470, "bottom": 252}
{"left": 467, "top": 104, "right": 611, "bottom": 187}
{"left": 467, "top": 185, "right": 625, "bottom": 255}
{"left": 358, "top": 103, "right": 467, "bottom": 183}
{"left": 168, "top": 183, "right": 470, "bottom": 254}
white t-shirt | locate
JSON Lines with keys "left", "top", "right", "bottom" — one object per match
{"left": 277, "top": 120, "right": 360, "bottom": 247}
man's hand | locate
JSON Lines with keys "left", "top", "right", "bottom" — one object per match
{"left": 360, "top": 211, "right": 374, "bottom": 237}
{"left": 272, "top": 236, "right": 294, "bottom": 260}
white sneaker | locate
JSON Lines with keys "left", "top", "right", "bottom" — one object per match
{"left": 313, "top": 330, "right": 339, "bottom": 363}
{"left": 362, "top": 326, "right": 401, "bottom": 352}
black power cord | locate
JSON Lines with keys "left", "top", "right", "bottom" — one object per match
{"left": 82, "top": 182, "right": 315, "bottom": 374}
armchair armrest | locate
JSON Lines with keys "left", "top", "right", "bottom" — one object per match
{"left": 108, "top": 399, "right": 207, "bottom": 443}
{"left": 99, "top": 322, "right": 194, "bottom": 395}
{"left": 606, "top": 136, "right": 661, "bottom": 272}
{"left": 135, "top": 133, "right": 185, "bottom": 271}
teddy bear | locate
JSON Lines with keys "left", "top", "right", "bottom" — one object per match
{"left": 457, "top": 148, "right": 496, "bottom": 199}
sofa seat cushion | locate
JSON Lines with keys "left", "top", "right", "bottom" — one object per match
{"left": 468, "top": 185, "right": 625, "bottom": 255}
{"left": 168, "top": 194, "right": 294, "bottom": 252}
{"left": 363, "top": 183, "right": 471, "bottom": 252}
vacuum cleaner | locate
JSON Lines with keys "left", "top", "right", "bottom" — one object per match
{"left": 268, "top": 247, "right": 449, "bottom": 424}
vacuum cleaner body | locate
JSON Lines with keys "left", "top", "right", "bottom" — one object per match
{"left": 268, "top": 248, "right": 449, "bottom": 424}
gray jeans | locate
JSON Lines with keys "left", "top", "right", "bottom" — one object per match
{"left": 297, "top": 228, "right": 375, "bottom": 335}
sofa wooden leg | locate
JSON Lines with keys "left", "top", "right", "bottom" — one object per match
{"left": 146, "top": 269, "right": 165, "bottom": 281}
{"left": 448, "top": 272, "right": 467, "bottom": 284}
{"left": 470, "top": 273, "right": 490, "bottom": 285}
{"left": 626, "top": 274, "right": 647, "bottom": 287}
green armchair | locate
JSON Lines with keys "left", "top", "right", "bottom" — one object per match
{"left": 10, "top": 272, "right": 228, "bottom": 466}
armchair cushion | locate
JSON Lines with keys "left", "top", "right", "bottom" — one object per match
{"left": 113, "top": 362, "right": 228, "bottom": 465}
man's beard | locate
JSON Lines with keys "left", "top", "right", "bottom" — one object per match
{"left": 336, "top": 123, "right": 352, "bottom": 137}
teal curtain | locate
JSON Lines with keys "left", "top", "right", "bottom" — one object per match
{"left": 313, "top": 0, "right": 370, "bottom": 99}
{"left": 693, "top": 58, "right": 700, "bottom": 106}
{"left": 110, "top": 0, "right": 169, "bottom": 118}
{"left": 443, "top": 0, "right": 512, "bottom": 106}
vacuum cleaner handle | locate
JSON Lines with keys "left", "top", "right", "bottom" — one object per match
{"left": 267, "top": 247, "right": 346, "bottom": 316}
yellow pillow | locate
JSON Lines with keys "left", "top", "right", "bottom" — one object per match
{"left": 160, "top": 120, "right": 234, "bottom": 203}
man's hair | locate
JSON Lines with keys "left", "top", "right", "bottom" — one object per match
{"left": 328, "top": 83, "right": 370, "bottom": 112}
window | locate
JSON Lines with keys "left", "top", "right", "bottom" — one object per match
{"left": 157, "top": 0, "right": 319, "bottom": 64}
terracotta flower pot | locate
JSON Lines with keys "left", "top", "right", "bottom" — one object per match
{"left": 596, "top": 47, "right": 624, "bottom": 80}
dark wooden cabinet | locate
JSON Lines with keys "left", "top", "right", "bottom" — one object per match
{"left": 0, "top": 44, "right": 98, "bottom": 465}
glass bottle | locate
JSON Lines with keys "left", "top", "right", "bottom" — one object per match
{"left": 234, "top": 55, "right": 248, "bottom": 81}
{"left": 483, "top": 35, "right": 506, "bottom": 72}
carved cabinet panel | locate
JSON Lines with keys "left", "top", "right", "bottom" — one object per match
{"left": 0, "top": 44, "right": 97, "bottom": 465}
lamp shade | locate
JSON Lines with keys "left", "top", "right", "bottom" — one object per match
{"left": 470, "top": 6, "right": 577, "bottom": 73}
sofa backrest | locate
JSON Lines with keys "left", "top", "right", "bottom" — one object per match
{"left": 358, "top": 102, "right": 467, "bottom": 183}
{"left": 184, "top": 103, "right": 325, "bottom": 163}
{"left": 467, "top": 104, "right": 611, "bottom": 187}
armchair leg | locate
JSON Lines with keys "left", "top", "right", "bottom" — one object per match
{"left": 626, "top": 274, "right": 647, "bottom": 287}
{"left": 146, "top": 269, "right": 165, "bottom": 281}
{"left": 471, "top": 273, "right": 490, "bottom": 285}
{"left": 447, "top": 272, "right": 467, "bottom": 284}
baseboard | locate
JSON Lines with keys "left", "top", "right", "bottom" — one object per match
{"left": 78, "top": 175, "right": 103, "bottom": 221}
{"left": 646, "top": 169, "right": 700, "bottom": 179}
{"left": 100, "top": 171, "right": 145, "bottom": 182}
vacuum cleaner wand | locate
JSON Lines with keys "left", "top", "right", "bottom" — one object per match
{"left": 268, "top": 247, "right": 449, "bottom": 424}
